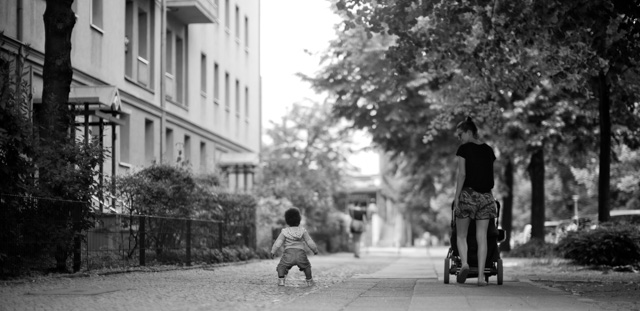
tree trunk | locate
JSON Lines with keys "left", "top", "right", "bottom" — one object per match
{"left": 499, "top": 157, "right": 514, "bottom": 252}
{"left": 40, "top": 0, "right": 76, "bottom": 272}
{"left": 528, "top": 146, "right": 545, "bottom": 241}
{"left": 38, "top": 0, "right": 75, "bottom": 135}
{"left": 598, "top": 70, "right": 611, "bottom": 223}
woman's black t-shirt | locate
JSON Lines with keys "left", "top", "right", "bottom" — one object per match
{"left": 456, "top": 142, "right": 496, "bottom": 193}
{"left": 351, "top": 209, "right": 366, "bottom": 221}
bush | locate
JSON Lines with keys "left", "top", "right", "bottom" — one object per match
{"left": 555, "top": 223, "right": 640, "bottom": 266}
{"left": 508, "top": 239, "right": 557, "bottom": 258}
{"left": 192, "top": 248, "right": 224, "bottom": 264}
{"left": 254, "top": 247, "right": 271, "bottom": 259}
{"left": 222, "top": 247, "right": 239, "bottom": 262}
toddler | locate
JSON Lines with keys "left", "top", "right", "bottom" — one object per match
{"left": 270, "top": 208, "right": 319, "bottom": 286}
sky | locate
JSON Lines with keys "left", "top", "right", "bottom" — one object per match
{"left": 260, "top": 0, "right": 380, "bottom": 175}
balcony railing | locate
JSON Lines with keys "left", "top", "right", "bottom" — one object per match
{"left": 165, "top": 72, "right": 175, "bottom": 100}
{"left": 137, "top": 57, "right": 150, "bottom": 87}
{"left": 167, "top": 0, "right": 217, "bottom": 24}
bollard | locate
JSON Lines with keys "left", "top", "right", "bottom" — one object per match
{"left": 139, "top": 216, "right": 146, "bottom": 266}
{"left": 72, "top": 204, "right": 82, "bottom": 272}
{"left": 186, "top": 219, "right": 192, "bottom": 266}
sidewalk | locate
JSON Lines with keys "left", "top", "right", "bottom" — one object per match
{"left": 274, "top": 247, "right": 610, "bottom": 311}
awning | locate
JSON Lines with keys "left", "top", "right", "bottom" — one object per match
{"left": 35, "top": 85, "right": 126, "bottom": 114}
{"left": 34, "top": 85, "right": 128, "bottom": 125}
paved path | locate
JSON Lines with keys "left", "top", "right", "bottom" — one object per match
{"left": 276, "top": 247, "right": 604, "bottom": 311}
{"left": 0, "top": 247, "right": 625, "bottom": 310}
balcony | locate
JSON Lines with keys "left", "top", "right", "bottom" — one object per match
{"left": 167, "top": 0, "right": 217, "bottom": 24}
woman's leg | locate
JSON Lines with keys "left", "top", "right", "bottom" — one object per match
{"left": 353, "top": 233, "right": 362, "bottom": 257}
{"left": 455, "top": 217, "right": 471, "bottom": 268}
{"left": 475, "top": 219, "right": 490, "bottom": 284}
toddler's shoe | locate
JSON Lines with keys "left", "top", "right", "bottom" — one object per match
{"left": 278, "top": 278, "right": 285, "bottom": 286}
{"left": 306, "top": 279, "right": 315, "bottom": 286}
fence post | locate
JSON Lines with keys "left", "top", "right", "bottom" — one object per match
{"left": 139, "top": 216, "right": 146, "bottom": 266}
{"left": 218, "top": 223, "right": 224, "bottom": 251}
{"left": 72, "top": 203, "right": 82, "bottom": 272}
{"left": 186, "top": 219, "right": 192, "bottom": 266}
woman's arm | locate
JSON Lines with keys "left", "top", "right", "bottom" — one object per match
{"left": 454, "top": 156, "right": 466, "bottom": 211}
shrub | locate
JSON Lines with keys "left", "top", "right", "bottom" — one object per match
{"left": 254, "top": 247, "right": 271, "bottom": 259}
{"left": 235, "top": 246, "right": 253, "bottom": 261}
{"left": 192, "top": 248, "right": 224, "bottom": 264}
{"left": 222, "top": 247, "right": 239, "bottom": 262}
{"left": 152, "top": 249, "right": 186, "bottom": 265}
{"left": 555, "top": 223, "right": 640, "bottom": 266}
{"left": 508, "top": 239, "right": 557, "bottom": 258}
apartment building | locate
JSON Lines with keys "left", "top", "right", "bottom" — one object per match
{"left": 0, "top": 0, "right": 261, "bottom": 196}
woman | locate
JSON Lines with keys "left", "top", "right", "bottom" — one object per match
{"left": 349, "top": 202, "right": 367, "bottom": 258}
{"left": 453, "top": 117, "right": 497, "bottom": 286}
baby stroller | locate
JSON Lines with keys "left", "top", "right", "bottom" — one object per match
{"left": 444, "top": 200, "right": 506, "bottom": 285}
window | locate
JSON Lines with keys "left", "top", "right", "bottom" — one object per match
{"left": 244, "top": 87, "right": 249, "bottom": 142}
{"left": 184, "top": 135, "right": 191, "bottom": 164}
{"left": 235, "top": 6, "right": 240, "bottom": 40}
{"left": 125, "top": 0, "right": 154, "bottom": 88}
{"left": 166, "top": 25, "right": 186, "bottom": 104}
{"left": 225, "top": 72, "right": 230, "bottom": 131}
{"left": 244, "top": 16, "right": 249, "bottom": 49}
{"left": 145, "top": 119, "right": 154, "bottom": 164}
{"left": 166, "top": 128, "right": 174, "bottom": 163}
{"left": 225, "top": 73, "right": 230, "bottom": 110}
{"left": 213, "top": 63, "right": 219, "bottom": 101}
{"left": 166, "top": 31, "right": 174, "bottom": 74}
{"left": 119, "top": 115, "right": 131, "bottom": 163}
{"left": 91, "top": 0, "right": 103, "bottom": 29}
{"left": 235, "top": 80, "right": 240, "bottom": 116}
{"left": 201, "top": 54, "right": 207, "bottom": 95}
{"left": 224, "top": 0, "right": 230, "bottom": 30}
{"left": 138, "top": 11, "right": 149, "bottom": 61}
{"left": 214, "top": 63, "right": 220, "bottom": 129}
{"left": 125, "top": 1, "right": 133, "bottom": 77}
{"left": 235, "top": 79, "right": 240, "bottom": 137}
{"left": 176, "top": 37, "right": 185, "bottom": 103}
{"left": 244, "top": 87, "right": 249, "bottom": 119}
{"left": 200, "top": 142, "right": 207, "bottom": 171}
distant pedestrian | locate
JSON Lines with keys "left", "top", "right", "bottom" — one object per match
{"left": 349, "top": 202, "right": 368, "bottom": 258}
{"left": 271, "top": 208, "right": 319, "bottom": 286}
{"left": 453, "top": 117, "right": 497, "bottom": 286}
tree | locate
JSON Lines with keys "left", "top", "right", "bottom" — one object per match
{"left": 256, "top": 100, "right": 354, "bottom": 230}
{"left": 316, "top": 0, "right": 640, "bottom": 241}
{"left": 1, "top": 33, "right": 107, "bottom": 273}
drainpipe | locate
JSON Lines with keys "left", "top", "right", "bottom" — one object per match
{"left": 159, "top": 0, "right": 167, "bottom": 163}
{"left": 17, "top": 0, "right": 23, "bottom": 41}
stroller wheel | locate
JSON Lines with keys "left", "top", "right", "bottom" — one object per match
{"left": 497, "top": 259, "right": 503, "bottom": 285}
{"left": 444, "top": 258, "right": 450, "bottom": 284}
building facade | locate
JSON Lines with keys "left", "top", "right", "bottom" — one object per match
{"left": 1, "top": 0, "right": 261, "bottom": 199}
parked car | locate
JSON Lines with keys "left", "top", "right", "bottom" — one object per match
{"left": 587, "top": 209, "right": 640, "bottom": 228}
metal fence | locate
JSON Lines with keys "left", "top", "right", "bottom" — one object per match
{"left": 84, "top": 213, "right": 256, "bottom": 271}
{"left": 1, "top": 194, "right": 257, "bottom": 274}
